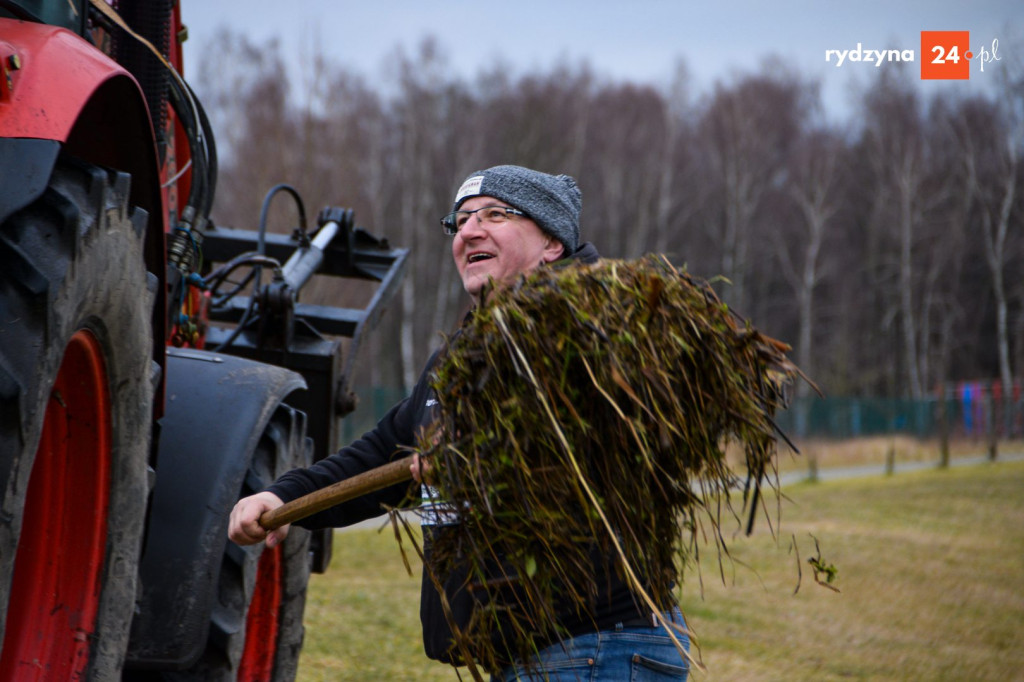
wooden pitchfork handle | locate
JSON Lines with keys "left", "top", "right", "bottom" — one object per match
{"left": 258, "top": 454, "right": 416, "bottom": 531}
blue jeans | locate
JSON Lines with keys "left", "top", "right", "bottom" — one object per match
{"left": 491, "top": 609, "right": 690, "bottom": 681}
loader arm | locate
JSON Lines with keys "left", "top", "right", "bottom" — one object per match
{"left": 201, "top": 213, "right": 409, "bottom": 461}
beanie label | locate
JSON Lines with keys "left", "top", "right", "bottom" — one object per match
{"left": 455, "top": 175, "right": 484, "bottom": 204}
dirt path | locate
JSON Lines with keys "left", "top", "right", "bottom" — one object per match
{"left": 778, "top": 450, "right": 1024, "bottom": 486}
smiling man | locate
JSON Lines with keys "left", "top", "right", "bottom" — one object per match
{"left": 228, "top": 165, "right": 689, "bottom": 681}
{"left": 441, "top": 165, "right": 598, "bottom": 299}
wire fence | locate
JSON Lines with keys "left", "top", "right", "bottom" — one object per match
{"left": 775, "top": 380, "right": 1024, "bottom": 442}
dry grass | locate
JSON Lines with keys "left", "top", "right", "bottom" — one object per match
{"left": 740, "top": 436, "right": 1024, "bottom": 475}
{"left": 296, "top": 454, "right": 1024, "bottom": 682}
{"left": 678, "top": 461, "right": 1024, "bottom": 681}
{"left": 298, "top": 524, "right": 450, "bottom": 681}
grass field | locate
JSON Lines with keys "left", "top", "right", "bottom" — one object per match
{"left": 296, "top": 457, "right": 1024, "bottom": 681}
{"left": 742, "top": 435, "right": 1024, "bottom": 474}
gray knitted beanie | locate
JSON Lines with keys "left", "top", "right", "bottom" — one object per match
{"left": 452, "top": 165, "right": 581, "bottom": 254}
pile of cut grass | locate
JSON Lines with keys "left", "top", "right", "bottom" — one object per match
{"left": 411, "top": 255, "right": 801, "bottom": 674}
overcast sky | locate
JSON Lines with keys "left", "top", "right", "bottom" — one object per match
{"left": 182, "top": 0, "right": 1021, "bottom": 121}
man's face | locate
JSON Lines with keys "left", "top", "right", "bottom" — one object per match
{"left": 451, "top": 196, "right": 565, "bottom": 298}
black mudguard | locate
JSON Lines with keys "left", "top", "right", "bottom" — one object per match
{"left": 126, "top": 347, "right": 306, "bottom": 667}
{"left": 0, "top": 138, "right": 60, "bottom": 225}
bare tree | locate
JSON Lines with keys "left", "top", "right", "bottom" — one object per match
{"left": 698, "top": 63, "right": 808, "bottom": 314}
{"left": 982, "top": 63, "right": 1024, "bottom": 393}
{"left": 653, "top": 61, "right": 700, "bottom": 259}
{"left": 581, "top": 82, "right": 671, "bottom": 257}
{"left": 773, "top": 126, "right": 844, "bottom": 429}
{"left": 859, "top": 70, "right": 932, "bottom": 398}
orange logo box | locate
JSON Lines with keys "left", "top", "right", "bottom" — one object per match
{"left": 921, "top": 31, "right": 970, "bottom": 80}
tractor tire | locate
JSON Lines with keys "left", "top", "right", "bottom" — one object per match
{"left": 0, "top": 155, "right": 154, "bottom": 679}
{"left": 218, "top": 405, "right": 312, "bottom": 682}
{"left": 139, "top": 404, "right": 312, "bottom": 682}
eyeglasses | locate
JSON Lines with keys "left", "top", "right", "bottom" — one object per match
{"left": 440, "top": 205, "right": 527, "bottom": 236}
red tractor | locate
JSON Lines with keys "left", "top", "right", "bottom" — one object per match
{"left": 0, "top": 1, "right": 407, "bottom": 678}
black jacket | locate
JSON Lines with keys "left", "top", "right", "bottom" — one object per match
{"left": 267, "top": 242, "right": 644, "bottom": 663}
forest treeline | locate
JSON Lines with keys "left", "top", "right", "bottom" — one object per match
{"left": 194, "top": 32, "right": 1023, "bottom": 401}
